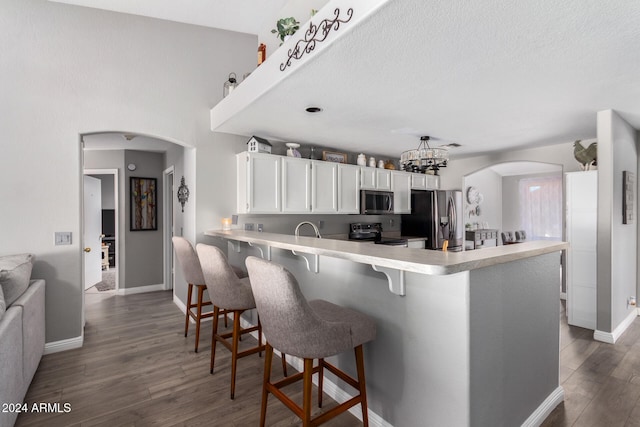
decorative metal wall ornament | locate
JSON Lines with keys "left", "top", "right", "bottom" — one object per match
{"left": 177, "top": 176, "right": 190, "bottom": 213}
{"left": 280, "top": 8, "right": 354, "bottom": 72}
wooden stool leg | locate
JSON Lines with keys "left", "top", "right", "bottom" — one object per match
{"left": 260, "top": 343, "right": 274, "bottom": 427}
{"left": 281, "top": 353, "right": 288, "bottom": 377}
{"left": 355, "top": 345, "right": 369, "bottom": 427}
{"left": 194, "top": 285, "right": 205, "bottom": 353}
{"left": 210, "top": 306, "right": 220, "bottom": 374}
{"left": 230, "top": 311, "right": 241, "bottom": 399}
{"left": 318, "top": 358, "right": 324, "bottom": 408}
{"left": 184, "top": 283, "right": 193, "bottom": 337}
{"left": 302, "top": 358, "right": 314, "bottom": 427}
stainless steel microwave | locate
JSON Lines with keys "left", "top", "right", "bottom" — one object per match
{"left": 360, "top": 190, "right": 394, "bottom": 214}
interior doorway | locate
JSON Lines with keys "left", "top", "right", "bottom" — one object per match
{"left": 84, "top": 169, "right": 119, "bottom": 294}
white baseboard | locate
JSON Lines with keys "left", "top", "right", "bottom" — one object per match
{"left": 44, "top": 335, "right": 83, "bottom": 355}
{"left": 238, "top": 317, "right": 391, "bottom": 427}
{"left": 521, "top": 386, "right": 565, "bottom": 427}
{"left": 116, "top": 283, "right": 165, "bottom": 296}
{"left": 594, "top": 309, "right": 638, "bottom": 344}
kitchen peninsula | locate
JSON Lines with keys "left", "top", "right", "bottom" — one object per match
{"left": 205, "top": 229, "right": 568, "bottom": 427}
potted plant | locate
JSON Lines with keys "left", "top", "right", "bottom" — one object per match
{"left": 271, "top": 17, "right": 300, "bottom": 44}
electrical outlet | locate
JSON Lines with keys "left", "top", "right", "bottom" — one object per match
{"left": 318, "top": 220, "right": 324, "bottom": 229}
{"left": 232, "top": 215, "right": 238, "bottom": 225}
{"left": 244, "top": 223, "right": 254, "bottom": 231}
{"left": 390, "top": 219, "right": 395, "bottom": 227}
{"left": 257, "top": 224, "right": 264, "bottom": 232}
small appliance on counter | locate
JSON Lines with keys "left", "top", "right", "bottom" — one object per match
{"left": 348, "top": 222, "right": 409, "bottom": 247}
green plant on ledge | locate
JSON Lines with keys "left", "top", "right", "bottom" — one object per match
{"left": 271, "top": 17, "right": 300, "bottom": 44}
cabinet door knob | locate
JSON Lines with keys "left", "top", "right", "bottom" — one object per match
{"left": 84, "top": 247, "right": 91, "bottom": 253}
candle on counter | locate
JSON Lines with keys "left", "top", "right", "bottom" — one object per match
{"left": 221, "top": 217, "right": 232, "bottom": 231}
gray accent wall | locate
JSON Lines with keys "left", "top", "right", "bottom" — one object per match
{"left": 597, "top": 110, "right": 638, "bottom": 332}
{"left": 0, "top": 0, "right": 256, "bottom": 343}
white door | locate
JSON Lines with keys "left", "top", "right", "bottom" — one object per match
{"left": 83, "top": 175, "right": 102, "bottom": 290}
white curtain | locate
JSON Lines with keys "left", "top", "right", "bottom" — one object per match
{"left": 519, "top": 175, "right": 562, "bottom": 241}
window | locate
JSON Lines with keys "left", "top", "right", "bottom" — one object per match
{"left": 519, "top": 175, "right": 562, "bottom": 240}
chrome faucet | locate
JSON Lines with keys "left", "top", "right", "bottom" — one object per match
{"left": 295, "top": 221, "right": 322, "bottom": 239}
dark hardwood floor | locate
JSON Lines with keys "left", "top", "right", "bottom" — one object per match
{"left": 16, "top": 291, "right": 640, "bottom": 426}
{"left": 17, "top": 290, "right": 360, "bottom": 427}
{"left": 543, "top": 302, "right": 640, "bottom": 427}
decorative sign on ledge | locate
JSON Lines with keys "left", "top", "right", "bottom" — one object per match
{"left": 280, "top": 8, "right": 354, "bottom": 72}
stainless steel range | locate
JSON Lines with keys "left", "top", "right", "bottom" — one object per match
{"left": 348, "top": 222, "right": 408, "bottom": 247}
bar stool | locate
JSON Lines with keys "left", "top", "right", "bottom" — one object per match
{"left": 245, "top": 256, "right": 376, "bottom": 427}
{"left": 195, "top": 243, "right": 266, "bottom": 399}
{"left": 173, "top": 237, "right": 241, "bottom": 352}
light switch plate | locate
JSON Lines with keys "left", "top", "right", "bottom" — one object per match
{"left": 55, "top": 232, "right": 72, "bottom": 245}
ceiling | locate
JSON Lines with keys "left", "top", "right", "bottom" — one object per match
{"left": 48, "top": 0, "right": 289, "bottom": 35}
{"left": 54, "top": 0, "right": 640, "bottom": 161}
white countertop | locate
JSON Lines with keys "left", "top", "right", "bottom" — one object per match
{"left": 205, "top": 229, "right": 568, "bottom": 275}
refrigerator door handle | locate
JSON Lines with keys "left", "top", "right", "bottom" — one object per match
{"left": 448, "top": 195, "right": 457, "bottom": 240}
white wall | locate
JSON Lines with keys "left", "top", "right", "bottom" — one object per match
{"left": 0, "top": 0, "right": 256, "bottom": 344}
{"left": 463, "top": 168, "right": 502, "bottom": 231}
{"left": 596, "top": 110, "right": 638, "bottom": 333}
{"left": 440, "top": 141, "right": 583, "bottom": 190}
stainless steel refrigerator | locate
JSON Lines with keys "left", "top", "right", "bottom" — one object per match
{"left": 401, "top": 190, "right": 463, "bottom": 251}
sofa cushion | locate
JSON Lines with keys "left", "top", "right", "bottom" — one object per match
{"left": 0, "top": 253, "right": 35, "bottom": 307}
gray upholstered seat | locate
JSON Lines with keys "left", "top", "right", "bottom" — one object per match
{"left": 245, "top": 256, "right": 376, "bottom": 426}
{"left": 196, "top": 243, "right": 265, "bottom": 399}
{"left": 172, "top": 236, "right": 216, "bottom": 352}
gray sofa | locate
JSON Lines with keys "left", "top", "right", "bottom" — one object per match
{"left": 0, "top": 254, "right": 45, "bottom": 427}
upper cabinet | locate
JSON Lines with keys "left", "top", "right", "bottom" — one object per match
{"left": 411, "top": 173, "right": 440, "bottom": 190}
{"left": 281, "top": 157, "right": 312, "bottom": 213}
{"left": 360, "top": 167, "right": 391, "bottom": 190}
{"left": 311, "top": 161, "right": 338, "bottom": 213}
{"left": 337, "top": 164, "right": 361, "bottom": 214}
{"left": 238, "top": 152, "right": 362, "bottom": 215}
{"left": 237, "top": 152, "right": 281, "bottom": 214}
{"left": 392, "top": 171, "right": 411, "bottom": 214}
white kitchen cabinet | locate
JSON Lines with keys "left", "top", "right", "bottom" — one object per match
{"left": 426, "top": 174, "right": 440, "bottom": 189}
{"left": 281, "top": 157, "right": 312, "bottom": 213}
{"left": 566, "top": 170, "right": 597, "bottom": 330}
{"left": 411, "top": 172, "right": 440, "bottom": 190}
{"left": 237, "top": 152, "right": 281, "bottom": 213}
{"left": 392, "top": 171, "right": 411, "bottom": 213}
{"left": 311, "top": 160, "right": 338, "bottom": 213}
{"left": 337, "top": 164, "right": 361, "bottom": 213}
{"left": 360, "top": 167, "right": 377, "bottom": 189}
{"left": 361, "top": 167, "right": 392, "bottom": 190}
{"left": 376, "top": 169, "right": 392, "bottom": 190}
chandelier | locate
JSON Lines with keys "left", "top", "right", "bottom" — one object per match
{"left": 400, "top": 136, "right": 449, "bottom": 174}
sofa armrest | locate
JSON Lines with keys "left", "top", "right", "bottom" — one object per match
{"left": 12, "top": 279, "right": 45, "bottom": 388}
{"left": 0, "top": 307, "right": 24, "bottom": 427}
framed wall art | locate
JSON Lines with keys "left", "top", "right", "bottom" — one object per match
{"left": 130, "top": 177, "right": 157, "bottom": 231}
{"left": 623, "top": 171, "right": 635, "bottom": 224}
{"left": 322, "top": 151, "right": 347, "bottom": 163}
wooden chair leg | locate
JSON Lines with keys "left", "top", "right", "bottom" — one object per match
{"left": 281, "top": 353, "right": 288, "bottom": 377}
{"left": 318, "top": 358, "right": 324, "bottom": 408}
{"left": 184, "top": 283, "right": 193, "bottom": 337}
{"left": 260, "top": 343, "right": 274, "bottom": 427}
{"left": 210, "top": 306, "right": 220, "bottom": 374}
{"left": 194, "top": 285, "right": 205, "bottom": 353}
{"left": 230, "top": 311, "right": 242, "bottom": 399}
{"left": 355, "top": 345, "right": 369, "bottom": 427}
{"left": 302, "top": 358, "right": 314, "bottom": 427}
